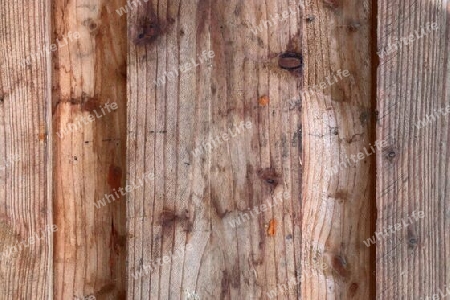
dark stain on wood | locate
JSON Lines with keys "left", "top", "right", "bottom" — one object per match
{"left": 334, "top": 189, "right": 348, "bottom": 201}
{"left": 346, "top": 133, "right": 363, "bottom": 144}
{"left": 231, "top": 265, "right": 240, "bottom": 288}
{"left": 56, "top": 96, "right": 103, "bottom": 113}
{"left": 286, "top": 29, "right": 302, "bottom": 54}
{"left": 132, "top": 20, "right": 161, "bottom": 45}
{"left": 323, "top": 0, "right": 340, "bottom": 9}
{"left": 348, "top": 21, "right": 361, "bottom": 32}
{"left": 111, "top": 220, "right": 126, "bottom": 252}
{"left": 257, "top": 168, "right": 281, "bottom": 187}
{"left": 220, "top": 270, "right": 230, "bottom": 299}
{"left": 196, "top": 0, "right": 210, "bottom": 36}
{"left": 117, "top": 291, "right": 126, "bottom": 300}
{"left": 160, "top": 209, "right": 191, "bottom": 232}
{"left": 82, "top": 97, "right": 101, "bottom": 113}
{"left": 348, "top": 282, "right": 359, "bottom": 297}
{"left": 360, "top": 110, "right": 369, "bottom": 126}
{"left": 131, "top": 6, "right": 172, "bottom": 46}
{"left": 94, "top": 282, "right": 116, "bottom": 298}
{"left": 210, "top": 193, "right": 230, "bottom": 219}
{"left": 160, "top": 210, "right": 178, "bottom": 225}
{"left": 331, "top": 254, "right": 350, "bottom": 278}
{"left": 107, "top": 164, "right": 122, "bottom": 191}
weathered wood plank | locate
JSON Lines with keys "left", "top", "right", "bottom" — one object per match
{"left": 127, "top": 0, "right": 302, "bottom": 299}
{"left": 376, "top": 0, "right": 450, "bottom": 299}
{"left": 53, "top": 0, "right": 127, "bottom": 299}
{"left": 301, "top": 0, "right": 375, "bottom": 298}
{"left": 0, "top": 0, "right": 53, "bottom": 299}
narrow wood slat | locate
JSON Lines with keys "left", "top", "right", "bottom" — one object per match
{"left": 301, "top": 0, "right": 375, "bottom": 298}
{"left": 0, "top": 0, "right": 53, "bottom": 299}
{"left": 127, "top": 0, "right": 302, "bottom": 299}
{"left": 377, "top": 0, "right": 450, "bottom": 298}
{"left": 53, "top": 0, "right": 127, "bottom": 299}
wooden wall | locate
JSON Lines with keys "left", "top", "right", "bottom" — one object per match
{"left": 0, "top": 0, "right": 448, "bottom": 299}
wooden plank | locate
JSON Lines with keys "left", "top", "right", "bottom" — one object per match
{"left": 301, "top": 0, "right": 375, "bottom": 298}
{"left": 52, "top": 0, "right": 127, "bottom": 299}
{"left": 127, "top": 0, "right": 302, "bottom": 299}
{"left": 0, "top": 0, "right": 53, "bottom": 299}
{"left": 376, "top": 0, "right": 450, "bottom": 299}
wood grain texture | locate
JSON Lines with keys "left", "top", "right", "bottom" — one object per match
{"left": 127, "top": 0, "right": 302, "bottom": 299}
{"left": 376, "top": 0, "right": 450, "bottom": 299}
{"left": 53, "top": 0, "right": 127, "bottom": 299}
{"left": 0, "top": 0, "right": 53, "bottom": 299}
{"left": 301, "top": 0, "right": 375, "bottom": 298}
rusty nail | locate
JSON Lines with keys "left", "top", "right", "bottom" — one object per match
{"left": 278, "top": 52, "right": 302, "bottom": 70}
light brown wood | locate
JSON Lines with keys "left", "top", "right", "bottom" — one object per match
{"left": 127, "top": 0, "right": 302, "bottom": 299}
{"left": 53, "top": 0, "right": 127, "bottom": 299}
{"left": 0, "top": 1, "right": 53, "bottom": 299}
{"left": 2, "top": 0, "right": 449, "bottom": 298}
{"left": 376, "top": 0, "right": 450, "bottom": 299}
{"left": 301, "top": 0, "right": 375, "bottom": 298}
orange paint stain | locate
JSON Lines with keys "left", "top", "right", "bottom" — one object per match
{"left": 258, "top": 95, "right": 269, "bottom": 106}
{"left": 267, "top": 219, "right": 277, "bottom": 236}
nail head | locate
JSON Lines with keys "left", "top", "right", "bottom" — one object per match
{"left": 278, "top": 52, "right": 302, "bottom": 70}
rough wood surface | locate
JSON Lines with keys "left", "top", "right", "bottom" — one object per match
{"left": 376, "top": 0, "right": 450, "bottom": 299}
{"left": 53, "top": 0, "right": 127, "bottom": 299}
{"left": 0, "top": 0, "right": 53, "bottom": 299}
{"left": 127, "top": 0, "right": 302, "bottom": 299}
{"left": 301, "top": 0, "right": 375, "bottom": 298}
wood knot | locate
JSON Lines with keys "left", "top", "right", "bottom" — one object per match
{"left": 384, "top": 146, "right": 397, "bottom": 162}
{"left": 83, "top": 18, "right": 99, "bottom": 35}
{"left": 132, "top": 15, "right": 163, "bottom": 46}
{"left": 408, "top": 237, "right": 418, "bottom": 248}
{"left": 407, "top": 230, "right": 418, "bottom": 249}
{"left": 388, "top": 151, "right": 396, "bottom": 158}
{"left": 135, "top": 23, "right": 160, "bottom": 45}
